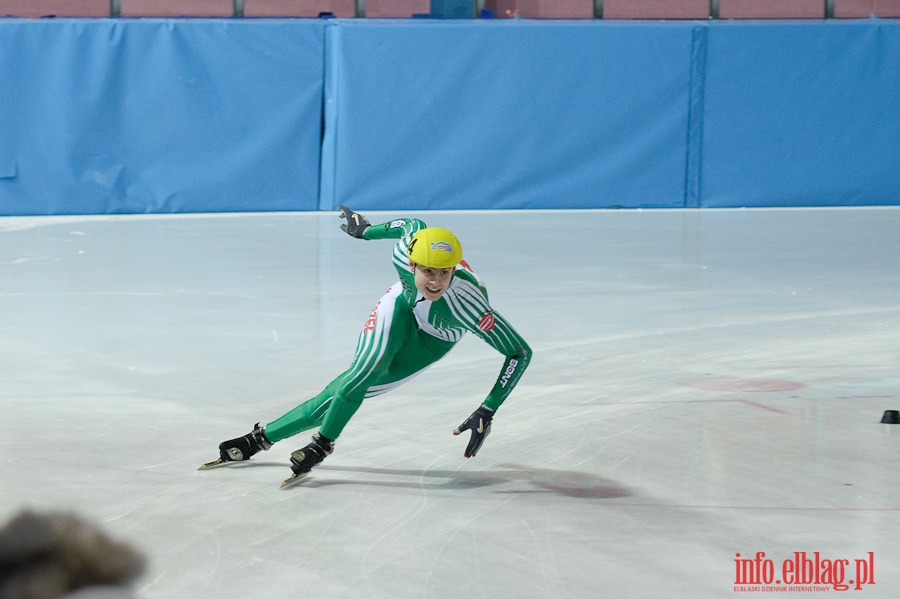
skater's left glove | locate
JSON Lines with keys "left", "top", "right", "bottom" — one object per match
{"left": 339, "top": 205, "right": 371, "bottom": 239}
{"left": 453, "top": 405, "right": 494, "bottom": 458}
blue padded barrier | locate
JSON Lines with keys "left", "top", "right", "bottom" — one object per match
{"left": 700, "top": 20, "right": 900, "bottom": 207}
{"left": 320, "top": 20, "right": 695, "bottom": 210}
{"left": 2, "top": 18, "right": 900, "bottom": 214}
{"left": 0, "top": 19, "right": 326, "bottom": 215}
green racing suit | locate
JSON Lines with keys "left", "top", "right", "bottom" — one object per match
{"left": 264, "top": 217, "right": 532, "bottom": 444}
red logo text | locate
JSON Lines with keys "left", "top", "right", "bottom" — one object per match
{"left": 734, "top": 551, "right": 875, "bottom": 592}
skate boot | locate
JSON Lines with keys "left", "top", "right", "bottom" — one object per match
{"left": 199, "top": 423, "right": 272, "bottom": 469}
{"left": 281, "top": 433, "right": 334, "bottom": 488}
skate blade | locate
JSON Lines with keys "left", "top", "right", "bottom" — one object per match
{"left": 198, "top": 458, "right": 227, "bottom": 470}
{"left": 280, "top": 472, "right": 309, "bottom": 489}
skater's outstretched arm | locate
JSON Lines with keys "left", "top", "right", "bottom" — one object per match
{"left": 451, "top": 320, "right": 530, "bottom": 458}
{"left": 339, "top": 206, "right": 426, "bottom": 279}
{"left": 478, "top": 310, "right": 531, "bottom": 412}
{"left": 445, "top": 270, "right": 532, "bottom": 411}
{"left": 339, "top": 205, "right": 425, "bottom": 243}
{"left": 444, "top": 270, "right": 531, "bottom": 457}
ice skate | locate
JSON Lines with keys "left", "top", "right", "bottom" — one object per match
{"left": 198, "top": 458, "right": 228, "bottom": 470}
{"left": 280, "top": 473, "right": 306, "bottom": 489}
{"left": 280, "top": 433, "right": 333, "bottom": 488}
{"left": 198, "top": 422, "right": 272, "bottom": 470}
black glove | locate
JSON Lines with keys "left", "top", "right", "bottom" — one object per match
{"left": 339, "top": 205, "right": 371, "bottom": 239}
{"left": 453, "top": 405, "right": 494, "bottom": 458}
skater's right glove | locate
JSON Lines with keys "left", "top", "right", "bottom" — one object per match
{"left": 339, "top": 205, "right": 371, "bottom": 239}
{"left": 453, "top": 405, "right": 494, "bottom": 458}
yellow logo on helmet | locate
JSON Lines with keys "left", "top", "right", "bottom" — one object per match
{"left": 408, "top": 228, "right": 462, "bottom": 269}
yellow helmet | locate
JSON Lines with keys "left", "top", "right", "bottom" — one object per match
{"left": 407, "top": 227, "right": 463, "bottom": 269}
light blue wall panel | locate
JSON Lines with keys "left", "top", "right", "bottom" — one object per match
{"left": 322, "top": 20, "right": 696, "bottom": 210}
{"left": 700, "top": 20, "right": 900, "bottom": 207}
{"left": 3, "top": 18, "right": 899, "bottom": 215}
{"left": 0, "top": 19, "right": 325, "bottom": 215}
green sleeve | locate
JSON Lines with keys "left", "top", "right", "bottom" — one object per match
{"left": 449, "top": 271, "right": 531, "bottom": 412}
{"left": 478, "top": 311, "right": 532, "bottom": 412}
{"left": 362, "top": 218, "right": 426, "bottom": 241}
{"left": 362, "top": 218, "right": 426, "bottom": 284}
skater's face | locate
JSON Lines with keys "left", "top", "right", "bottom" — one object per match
{"left": 411, "top": 263, "right": 455, "bottom": 301}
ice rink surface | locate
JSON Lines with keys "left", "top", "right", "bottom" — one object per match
{"left": 2, "top": 208, "right": 899, "bottom": 598}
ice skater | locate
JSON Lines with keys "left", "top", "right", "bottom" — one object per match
{"left": 201, "top": 206, "right": 532, "bottom": 487}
